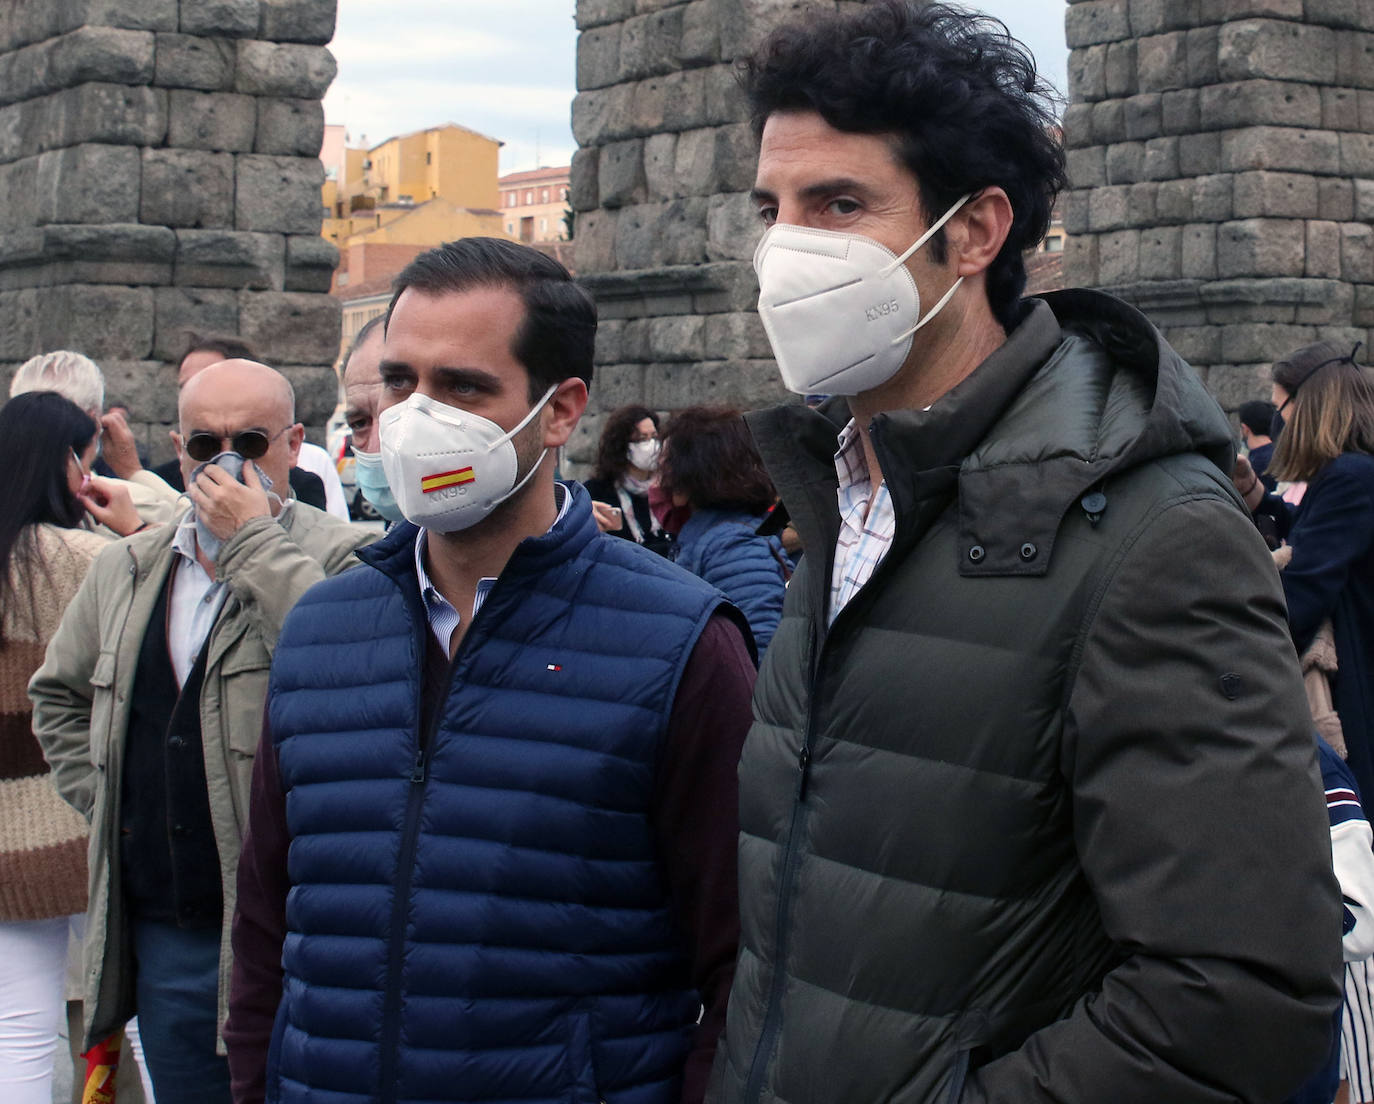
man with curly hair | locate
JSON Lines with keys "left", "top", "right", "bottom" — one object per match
{"left": 711, "top": 4, "right": 1342, "bottom": 1102}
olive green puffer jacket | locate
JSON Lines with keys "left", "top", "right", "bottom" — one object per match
{"left": 713, "top": 291, "right": 1342, "bottom": 1104}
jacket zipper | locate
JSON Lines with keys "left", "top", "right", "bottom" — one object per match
{"left": 741, "top": 622, "right": 821, "bottom": 1104}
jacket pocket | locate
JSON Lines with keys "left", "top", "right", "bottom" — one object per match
{"left": 219, "top": 651, "right": 272, "bottom": 756}
{"left": 87, "top": 652, "right": 117, "bottom": 770}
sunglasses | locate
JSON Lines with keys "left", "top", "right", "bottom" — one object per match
{"left": 183, "top": 426, "right": 289, "bottom": 463}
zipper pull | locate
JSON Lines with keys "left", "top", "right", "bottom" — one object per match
{"left": 410, "top": 748, "right": 426, "bottom": 783}
{"left": 796, "top": 744, "right": 811, "bottom": 801}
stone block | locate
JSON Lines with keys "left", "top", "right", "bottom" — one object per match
{"left": 1308, "top": 0, "right": 1374, "bottom": 31}
{"left": 1105, "top": 41, "right": 1139, "bottom": 98}
{"left": 1124, "top": 93, "right": 1163, "bottom": 140}
{"left": 1198, "top": 0, "right": 1302, "bottom": 18}
{"left": 1130, "top": 181, "right": 1161, "bottom": 223}
{"left": 662, "top": 68, "right": 709, "bottom": 131}
{"left": 714, "top": 123, "right": 757, "bottom": 192}
{"left": 36, "top": 284, "right": 154, "bottom": 358}
{"left": 1061, "top": 103, "right": 1094, "bottom": 149}
{"left": 0, "top": 158, "right": 40, "bottom": 232}
{"left": 592, "top": 319, "right": 624, "bottom": 366}
{"left": 257, "top": 0, "right": 336, "bottom": 44}
{"left": 574, "top": 209, "right": 617, "bottom": 274}
{"left": 1066, "top": 0, "right": 1132, "bottom": 47}
{"left": 45, "top": 26, "right": 156, "bottom": 92}
{"left": 1099, "top": 229, "right": 1142, "bottom": 284}
{"left": 154, "top": 32, "right": 235, "bottom": 90}
{"left": 1197, "top": 80, "right": 1322, "bottom": 129}
{"left": 1066, "top": 146, "right": 1107, "bottom": 189}
{"left": 1162, "top": 89, "right": 1200, "bottom": 133}
{"left": 1221, "top": 322, "right": 1315, "bottom": 362}
{"left": 678, "top": 0, "right": 719, "bottom": 66}
{"left": 1296, "top": 281, "right": 1355, "bottom": 324}
{"left": 174, "top": 229, "right": 283, "bottom": 288}
{"left": 707, "top": 192, "right": 761, "bottom": 262}
{"left": 37, "top": 144, "right": 141, "bottom": 224}
{"left": 643, "top": 132, "right": 678, "bottom": 201}
{"left": 254, "top": 97, "right": 323, "bottom": 156}
{"left": 598, "top": 138, "right": 646, "bottom": 208}
{"left": 0, "top": 289, "right": 38, "bottom": 359}
{"left": 1217, "top": 218, "right": 1306, "bottom": 277}
{"left": 1090, "top": 185, "right": 1131, "bottom": 230}
{"left": 1323, "top": 86, "right": 1362, "bottom": 131}
{"left": 1341, "top": 133, "right": 1374, "bottom": 176}
{"left": 571, "top": 86, "right": 629, "bottom": 146}
{"left": 238, "top": 290, "right": 338, "bottom": 365}
{"left": 569, "top": 147, "right": 599, "bottom": 213}
{"left": 1179, "top": 132, "right": 1221, "bottom": 174}
{"left": 141, "top": 148, "right": 234, "bottom": 228}
{"left": 1220, "top": 126, "right": 1341, "bottom": 173}
{"left": 1305, "top": 221, "right": 1342, "bottom": 278}
{"left": 618, "top": 319, "right": 650, "bottom": 362}
{"left": 578, "top": 25, "right": 621, "bottom": 91}
{"left": 619, "top": 8, "right": 685, "bottom": 82}
{"left": 1128, "top": 0, "right": 1202, "bottom": 35}
{"left": 1357, "top": 286, "right": 1374, "bottom": 327}
{"left": 647, "top": 314, "right": 705, "bottom": 361}
{"left": 1140, "top": 225, "right": 1183, "bottom": 278}
{"left": 1156, "top": 178, "right": 1194, "bottom": 220}
{"left": 1137, "top": 31, "right": 1187, "bottom": 91}
{"left": 234, "top": 41, "right": 335, "bottom": 98}
{"left": 1185, "top": 25, "right": 1220, "bottom": 85}
{"left": 5, "top": 83, "right": 168, "bottom": 160}
{"left": 1342, "top": 223, "right": 1374, "bottom": 282}
{"left": 1068, "top": 44, "right": 1108, "bottom": 102}
{"left": 1356, "top": 179, "right": 1374, "bottom": 220}
{"left": 60, "top": 0, "right": 179, "bottom": 36}
{"left": 1165, "top": 325, "right": 1222, "bottom": 363}
{"left": 589, "top": 364, "right": 646, "bottom": 409}
{"left": 180, "top": 0, "right": 259, "bottom": 38}
{"left": 168, "top": 89, "right": 255, "bottom": 151}
{"left": 1091, "top": 101, "right": 1127, "bottom": 146}
{"left": 630, "top": 75, "right": 668, "bottom": 135}
{"left": 1183, "top": 223, "right": 1219, "bottom": 277}
{"left": 576, "top": 0, "right": 635, "bottom": 30}
{"left": 1207, "top": 362, "right": 1275, "bottom": 407}
{"left": 1319, "top": 178, "right": 1355, "bottom": 220}
{"left": 1218, "top": 19, "right": 1337, "bottom": 83}
{"left": 1063, "top": 234, "right": 1099, "bottom": 288}
{"left": 614, "top": 198, "right": 708, "bottom": 268}
{"left": 153, "top": 286, "right": 238, "bottom": 360}
{"left": 235, "top": 154, "right": 324, "bottom": 234}
{"left": 1232, "top": 171, "right": 1319, "bottom": 217}
{"left": 671, "top": 128, "right": 715, "bottom": 196}
{"left": 703, "top": 311, "right": 772, "bottom": 360}
{"left": 284, "top": 234, "right": 336, "bottom": 292}
{"left": 1106, "top": 142, "right": 1146, "bottom": 183}
{"left": 0, "top": 223, "right": 175, "bottom": 288}
{"left": 1334, "top": 31, "right": 1374, "bottom": 90}
{"left": 1142, "top": 136, "right": 1180, "bottom": 179}
{"left": 1063, "top": 191, "right": 1091, "bottom": 234}
{"left": 645, "top": 359, "right": 789, "bottom": 410}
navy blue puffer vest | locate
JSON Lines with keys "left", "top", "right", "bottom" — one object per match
{"left": 266, "top": 485, "right": 726, "bottom": 1104}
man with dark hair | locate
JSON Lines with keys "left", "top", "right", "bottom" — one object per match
{"left": 339, "top": 316, "right": 398, "bottom": 521}
{"left": 224, "top": 238, "right": 755, "bottom": 1104}
{"left": 715, "top": 4, "right": 1342, "bottom": 1103}
{"left": 1239, "top": 398, "right": 1278, "bottom": 489}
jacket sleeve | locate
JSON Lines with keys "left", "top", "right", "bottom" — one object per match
{"left": 963, "top": 494, "right": 1343, "bottom": 1104}
{"left": 27, "top": 550, "right": 108, "bottom": 819}
{"left": 214, "top": 515, "right": 364, "bottom": 654}
{"left": 1281, "top": 462, "right": 1374, "bottom": 652}
{"left": 695, "top": 528, "right": 785, "bottom": 655}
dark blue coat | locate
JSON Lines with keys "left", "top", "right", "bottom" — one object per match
{"left": 1283, "top": 453, "right": 1374, "bottom": 800}
{"left": 672, "top": 508, "right": 786, "bottom": 655}
{"left": 265, "top": 485, "right": 727, "bottom": 1104}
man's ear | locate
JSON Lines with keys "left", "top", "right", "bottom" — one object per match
{"left": 170, "top": 429, "right": 184, "bottom": 460}
{"left": 286, "top": 423, "right": 305, "bottom": 466}
{"left": 543, "top": 378, "right": 589, "bottom": 449}
{"left": 951, "top": 186, "right": 1015, "bottom": 279}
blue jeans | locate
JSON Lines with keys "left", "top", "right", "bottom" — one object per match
{"left": 132, "top": 920, "right": 231, "bottom": 1104}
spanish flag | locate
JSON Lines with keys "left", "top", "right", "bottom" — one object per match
{"left": 420, "top": 467, "right": 476, "bottom": 494}
{"left": 82, "top": 1030, "right": 121, "bottom": 1103}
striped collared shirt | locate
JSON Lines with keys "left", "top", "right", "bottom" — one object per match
{"left": 829, "top": 419, "right": 897, "bottom": 625}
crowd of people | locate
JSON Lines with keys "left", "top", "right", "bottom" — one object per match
{"left": 1, "top": 2, "right": 1373, "bottom": 1104}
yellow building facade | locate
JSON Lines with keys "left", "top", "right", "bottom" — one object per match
{"left": 499, "top": 165, "right": 571, "bottom": 243}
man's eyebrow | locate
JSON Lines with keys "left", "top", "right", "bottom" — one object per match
{"left": 432, "top": 366, "right": 503, "bottom": 391}
{"left": 377, "top": 358, "right": 412, "bottom": 375}
{"left": 750, "top": 178, "right": 874, "bottom": 204}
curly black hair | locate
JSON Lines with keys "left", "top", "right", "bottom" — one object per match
{"left": 741, "top": 0, "right": 1066, "bottom": 329}
{"left": 593, "top": 404, "right": 659, "bottom": 483}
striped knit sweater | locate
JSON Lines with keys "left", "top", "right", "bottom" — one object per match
{"left": 1, "top": 523, "right": 108, "bottom": 922}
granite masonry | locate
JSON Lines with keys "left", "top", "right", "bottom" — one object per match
{"left": 1060, "top": 0, "right": 1374, "bottom": 409}
{"left": 0, "top": 0, "right": 341, "bottom": 459}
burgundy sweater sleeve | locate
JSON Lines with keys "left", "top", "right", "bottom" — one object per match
{"left": 652, "top": 611, "right": 756, "bottom": 1104}
{"left": 224, "top": 715, "right": 291, "bottom": 1104}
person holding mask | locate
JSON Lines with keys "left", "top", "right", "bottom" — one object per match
{"left": 584, "top": 405, "right": 672, "bottom": 556}
{"left": 0, "top": 392, "right": 143, "bottom": 1103}
{"left": 657, "top": 406, "right": 789, "bottom": 655}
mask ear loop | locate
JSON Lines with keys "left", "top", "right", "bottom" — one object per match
{"left": 487, "top": 383, "right": 561, "bottom": 510}
{"left": 878, "top": 192, "right": 975, "bottom": 345}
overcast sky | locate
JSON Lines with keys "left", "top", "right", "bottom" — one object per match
{"left": 322, "top": 1, "right": 1071, "bottom": 176}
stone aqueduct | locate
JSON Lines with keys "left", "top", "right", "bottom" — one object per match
{"left": 0, "top": 0, "right": 1371, "bottom": 463}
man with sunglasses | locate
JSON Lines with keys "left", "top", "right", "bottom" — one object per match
{"left": 30, "top": 358, "right": 375, "bottom": 1104}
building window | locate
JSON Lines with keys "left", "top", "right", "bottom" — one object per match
{"left": 541, "top": 188, "right": 549, "bottom": 203}
{"left": 525, "top": 190, "right": 533, "bottom": 204}
{"left": 1044, "top": 234, "right": 1065, "bottom": 253}
{"left": 426, "top": 151, "right": 432, "bottom": 164}
{"left": 540, "top": 218, "right": 548, "bottom": 234}
{"left": 561, "top": 188, "right": 569, "bottom": 201}
{"left": 520, "top": 216, "right": 534, "bottom": 242}
{"left": 507, "top": 223, "right": 514, "bottom": 234}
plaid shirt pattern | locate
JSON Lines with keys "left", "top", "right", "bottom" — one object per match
{"left": 829, "top": 419, "right": 897, "bottom": 625}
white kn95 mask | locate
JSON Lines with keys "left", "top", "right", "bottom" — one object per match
{"left": 753, "top": 193, "right": 972, "bottom": 396}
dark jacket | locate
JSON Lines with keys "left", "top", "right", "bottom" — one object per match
{"left": 1281, "top": 452, "right": 1374, "bottom": 800}
{"left": 712, "top": 291, "right": 1342, "bottom": 1104}
{"left": 262, "top": 487, "right": 732, "bottom": 1104}
{"left": 673, "top": 508, "right": 786, "bottom": 655}
{"left": 584, "top": 474, "right": 675, "bottom": 558}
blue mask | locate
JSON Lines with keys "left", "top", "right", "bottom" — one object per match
{"left": 353, "top": 447, "right": 404, "bottom": 523}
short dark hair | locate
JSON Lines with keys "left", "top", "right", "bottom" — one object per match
{"left": 659, "top": 406, "right": 776, "bottom": 514}
{"left": 1238, "top": 400, "right": 1276, "bottom": 437}
{"left": 742, "top": 0, "right": 1066, "bottom": 330}
{"left": 178, "top": 331, "right": 255, "bottom": 366}
{"left": 386, "top": 237, "right": 596, "bottom": 401}
{"left": 594, "top": 404, "right": 659, "bottom": 483}
{"left": 341, "top": 314, "right": 385, "bottom": 375}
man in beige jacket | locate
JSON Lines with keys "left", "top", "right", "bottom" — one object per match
{"left": 29, "top": 359, "right": 374, "bottom": 1104}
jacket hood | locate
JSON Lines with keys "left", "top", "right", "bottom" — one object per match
{"left": 750, "top": 289, "right": 1236, "bottom": 578}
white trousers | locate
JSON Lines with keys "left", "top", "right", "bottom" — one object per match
{"left": 0, "top": 915, "right": 76, "bottom": 1104}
